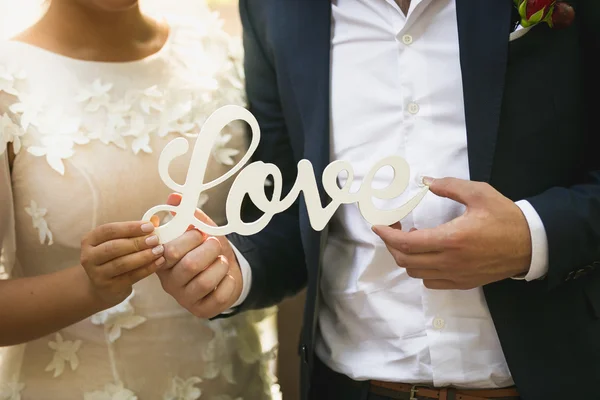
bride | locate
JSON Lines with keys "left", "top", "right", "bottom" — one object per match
{"left": 0, "top": 0, "right": 279, "bottom": 399}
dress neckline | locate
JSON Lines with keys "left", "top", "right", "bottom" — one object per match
{"left": 6, "top": 19, "right": 172, "bottom": 67}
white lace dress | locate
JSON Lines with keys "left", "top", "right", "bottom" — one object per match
{"left": 0, "top": 13, "right": 279, "bottom": 400}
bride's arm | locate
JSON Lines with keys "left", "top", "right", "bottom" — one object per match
{"left": 0, "top": 149, "right": 165, "bottom": 346}
{"left": 0, "top": 146, "right": 105, "bottom": 345}
{"left": 0, "top": 218, "right": 165, "bottom": 346}
{"left": 0, "top": 266, "right": 112, "bottom": 346}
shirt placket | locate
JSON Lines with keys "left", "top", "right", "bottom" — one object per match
{"left": 390, "top": 0, "right": 454, "bottom": 387}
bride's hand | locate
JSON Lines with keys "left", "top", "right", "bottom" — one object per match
{"left": 80, "top": 221, "right": 166, "bottom": 307}
{"left": 156, "top": 193, "right": 243, "bottom": 319}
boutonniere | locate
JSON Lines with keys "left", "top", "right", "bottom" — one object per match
{"left": 514, "top": 0, "right": 575, "bottom": 29}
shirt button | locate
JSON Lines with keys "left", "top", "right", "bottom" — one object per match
{"left": 401, "top": 34, "right": 413, "bottom": 45}
{"left": 433, "top": 317, "right": 445, "bottom": 330}
{"left": 407, "top": 102, "right": 420, "bottom": 115}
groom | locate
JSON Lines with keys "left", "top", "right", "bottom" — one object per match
{"left": 158, "top": 0, "right": 600, "bottom": 399}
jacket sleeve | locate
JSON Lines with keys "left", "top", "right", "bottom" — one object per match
{"left": 225, "top": 0, "right": 307, "bottom": 312}
{"left": 525, "top": 0, "right": 600, "bottom": 290}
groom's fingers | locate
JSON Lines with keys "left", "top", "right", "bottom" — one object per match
{"left": 162, "top": 229, "right": 206, "bottom": 270}
{"left": 165, "top": 236, "right": 221, "bottom": 285}
{"left": 167, "top": 192, "right": 182, "bottom": 206}
{"left": 183, "top": 255, "right": 229, "bottom": 301}
{"left": 373, "top": 225, "right": 445, "bottom": 254}
{"left": 167, "top": 192, "right": 218, "bottom": 227}
{"left": 193, "top": 273, "right": 236, "bottom": 318}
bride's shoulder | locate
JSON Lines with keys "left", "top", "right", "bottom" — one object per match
{"left": 0, "top": 40, "right": 29, "bottom": 106}
{"left": 163, "top": 12, "right": 244, "bottom": 92}
{"left": 165, "top": 12, "right": 242, "bottom": 58}
{"left": 0, "top": 39, "right": 27, "bottom": 65}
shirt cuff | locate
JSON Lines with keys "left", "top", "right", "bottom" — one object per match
{"left": 221, "top": 241, "right": 252, "bottom": 314}
{"left": 513, "top": 200, "right": 549, "bottom": 281}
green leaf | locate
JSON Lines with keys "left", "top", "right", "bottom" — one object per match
{"left": 518, "top": 0, "right": 531, "bottom": 27}
{"left": 518, "top": 0, "right": 528, "bottom": 17}
{"left": 542, "top": 4, "right": 556, "bottom": 27}
{"left": 528, "top": 7, "right": 547, "bottom": 25}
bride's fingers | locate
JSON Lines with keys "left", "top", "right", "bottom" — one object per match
{"left": 92, "top": 235, "right": 158, "bottom": 265}
{"left": 101, "top": 246, "right": 164, "bottom": 279}
{"left": 192, "top": 273, "right": 236, "bottom": 319}
{"left": 85, "top": 221, "right": 152, "bottom": 247}
{"left": 119, "top": 258, "right": 165, "bottom": 287}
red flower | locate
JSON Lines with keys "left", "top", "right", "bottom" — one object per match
{"left": 515, "top": 0, "right": 574, "bottom": 29}
{"left": 526, "top": 0, "right": 555, "bottom": 19}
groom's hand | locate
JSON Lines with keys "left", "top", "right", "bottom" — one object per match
{"left": 373, "top": 177, "right": 533, "bottom": 290}
{"left": 156, "top": 194, "right": 243, "bottom": 318}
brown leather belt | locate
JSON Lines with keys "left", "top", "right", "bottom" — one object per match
{"left": 370, "top": 380, "right": 520, "bottom": 400}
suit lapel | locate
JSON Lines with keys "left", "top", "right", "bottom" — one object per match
{"left": 283, "top": 0, "right": 332, "bottom": 190}
{"left": 456, "top": 0, "right": 512, "bottom": 182}
{"left": 275, "top": 0, "right": 332, "bottom": 269}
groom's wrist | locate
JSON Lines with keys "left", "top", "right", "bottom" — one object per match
{"left": 223, "top": 242, "right": 252, "bottom": 313}
{"left": 512, "top": 200, "right": 549, "bottom": 281}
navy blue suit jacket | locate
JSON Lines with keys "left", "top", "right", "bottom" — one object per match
{"left": 228, "top": 1, "right": 600, "bottom": 398}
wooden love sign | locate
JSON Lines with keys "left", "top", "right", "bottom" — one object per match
{"left": 143, "top": 105, "right": 429, "bottom": 243}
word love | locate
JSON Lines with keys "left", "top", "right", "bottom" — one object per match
{"left": 143, "top": 105, "right": 429, "bottom": 243}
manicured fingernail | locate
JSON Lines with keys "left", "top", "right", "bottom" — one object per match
{"left": 141, "top": 222, "right": 155, "bottom": 233}
{"left": 145, "top": 235, "right": 159, "bottom": 247}
{"left": 152, "top": 245, "right": 164, "bottom": 255}
{"left": 155, "top": 257, "right": 166, "bottom": 267}
{"left": 422, "top": 176, "right": 434, "bottom": 186}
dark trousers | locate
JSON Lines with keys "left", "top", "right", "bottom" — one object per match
{"left": 308, "top": 355, "right": 522, "bottom": 400}
{"left": 308, "top": 356, "right": 381, "bottom": 400}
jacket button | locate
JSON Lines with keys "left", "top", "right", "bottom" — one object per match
{"left": 300, "top": 344, "right": 309, "bottom": 364}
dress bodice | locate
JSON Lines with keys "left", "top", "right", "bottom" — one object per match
{"left": 0, "top": 13, "right": 279, "bottom": 400}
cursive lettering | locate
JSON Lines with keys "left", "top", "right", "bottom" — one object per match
{"left": 143, "top": 105, "right": 429, "bottom": 243}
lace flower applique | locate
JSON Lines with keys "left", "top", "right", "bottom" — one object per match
{"left": 75, "top": 79, "right": 112, "bottom": 112}
{"left": 154, "top": 99, "right": 196, "bottom": 138}
{"left": 9, "top": 92, "right": 45, "bottom": 132}
{"left": 212, "top": 133, "right": 239, "bottom": 166}
{"left": 0, "top": 380, "right": 25, "bottom": 400}
{"left": 200, "top": 324, "right": 237, "bottom": 384}
{"left": 0, "top": 64, "right": 26, "bottom": 96}
{"left": 138, "top": 85, "right": 165, "bottom": 114}
{"left": 27, "top": 109, "right": 84, "bottom": 175}
{"left": 83, "top": 383, "right": 137, "bottom": 400}
{"left": 259, "top": 349, "right": 282, "bottom": 400}
{"left": 91, "top": 291, "right": 146, "bottom": 343}
{"left": 0, "top": 113, "right": 25, "bottom": 154}
{"left": 27, "top": 135, "right": 76, "bottom": 175}
{"left": 163, "top": 377, "right": 203, "bottom": 400}
{"left": 45, "top": 333, "right": 82, "bottom": 378}
{"left": 24, "top": 200, "right": 53, "bottom": 245}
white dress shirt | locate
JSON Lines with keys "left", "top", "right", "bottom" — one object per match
{"left": 233, "top": 0, "right": 550, "bottom": 388}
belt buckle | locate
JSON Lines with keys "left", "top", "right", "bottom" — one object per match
{"left": 409, "top": 385, "right": 419, "bottom": 400}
